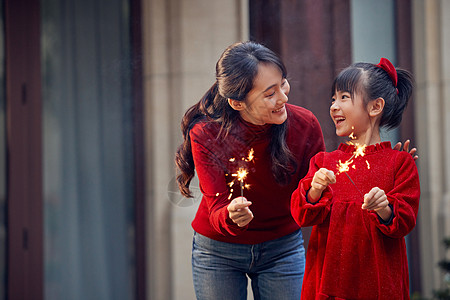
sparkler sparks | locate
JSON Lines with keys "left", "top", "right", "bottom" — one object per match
{"left": 336, "top": 131, "right": 370, "bottom": 199}
{"left": 353, "top": 143, "right": 367, "bottom": 158}
{"left": 348, "top": 126, "right": 356, "bottom": 140}
{"left": 246, "top": 148, "right": 254, "bottom": 162}
{"left": 336, "top": 143, "right": 367, "bottom": 175}
{"left": 227, "top": 148, "right": 254, "bottom": 200}
{"left": 235, "top": 167, "right": 249, "bottom": 198}
{"left": 337, "top": 159, "right": 353, "bottom": 174}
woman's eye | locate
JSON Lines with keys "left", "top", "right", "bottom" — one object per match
{"left": 281, "top": 80, "right": 287, "bottom": 87}
{"left": 266, "top": 91, "right": 275, "bottom": 97}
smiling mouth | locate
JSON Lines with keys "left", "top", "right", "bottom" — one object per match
{"left": 272, "top": 106, "right": 284, "bottom": 113}
{"left": 334, "top": 116, "right": 345, "bottom": 125}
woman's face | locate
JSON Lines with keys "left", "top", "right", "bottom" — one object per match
{"left": 238, "top": 63, "right": 290, "bottom": 125}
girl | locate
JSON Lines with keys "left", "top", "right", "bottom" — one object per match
{"left": 176, "top": 41, "right": 325, "bottom": 299}
{"left": 291, "top": 58, "right": 420, "bottom": 299}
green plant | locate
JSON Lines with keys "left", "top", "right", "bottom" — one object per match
{"left": 433, "top": 238, "right": 450, "bottom": 300}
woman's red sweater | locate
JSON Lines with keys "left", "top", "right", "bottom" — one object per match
{"left": 190, "top": 104, "right": 325, "bottom": 244}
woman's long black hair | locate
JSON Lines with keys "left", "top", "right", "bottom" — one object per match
{"left": 175, "top": 41, "right": 297, "bottom": 197}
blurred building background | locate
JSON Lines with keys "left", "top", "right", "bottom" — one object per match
{"left": 2, "top": 0, "right": 449, "bottom": 299}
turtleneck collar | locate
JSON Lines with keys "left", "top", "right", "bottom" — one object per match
{"left": 236, "top": 116, "right": 272, "bottom": 137}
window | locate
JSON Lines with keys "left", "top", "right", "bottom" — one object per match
{"left": 41, "top": 0, "right": 139, "bottom": 299}
{"left": 351, "top": 0, "right": 398, "bottom": 143}
{"left": 0, "top": 1, "right": 5, "bottom": 298}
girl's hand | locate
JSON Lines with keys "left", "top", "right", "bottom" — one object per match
{"left": 362, "top": 187, "right": 392, "bottom": 221}
{"left": 394, "top": 139, "right": 418, "bottom": 161}
{"left": 227, "top": 197, "right": 253, "bottom": 227}
{"left": 309, "top": 168, "right": 336, "bottom": 203}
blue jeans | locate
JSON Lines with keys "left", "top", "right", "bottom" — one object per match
{"left": 192, "top": 229, "right": 305, "bottom": 300}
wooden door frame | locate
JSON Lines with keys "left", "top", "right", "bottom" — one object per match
{"left": 4, "top": 0, "right": 146, "bottom": 299}
{"left": 130, "top": 0, "right": 147, "bottom": 299}
{"left": 395, "top": 0, "right": 421, "bottom": 294}
{"left": 250, "top": 0, "right": 421, "bottom": 294}
{"left": 5, "top": 0, "right": 43, "bottom": 299}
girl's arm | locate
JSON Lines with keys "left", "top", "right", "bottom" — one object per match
{"left": 291, "top": 152, "right": 334, "bottom": 227}
{"left": 366, "top": 152, "right": 420, "bottom": 238}
{"left": 309, "top": 168, "right": 336, "bottom": 202}
{"left": 362, "top": 187, "right": 392, "bottom": 221}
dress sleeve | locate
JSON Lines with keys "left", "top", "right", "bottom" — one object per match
{"left": 368, "top": 152, "right": 420, "bottom": 238}
{"left": 291, "top": 152, "right": 333, "bottom": 227}
{"left": 190, "top": 126, "right": 246, "bottom": 236}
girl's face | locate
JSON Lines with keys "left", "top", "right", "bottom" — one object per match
{"left": 330, "top": 90, "right": 374, "bottom": 144}
{"left": 239, "top": 63, "right": 290, "bottom": 125}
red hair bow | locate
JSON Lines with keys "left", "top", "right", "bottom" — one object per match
{"left": 376, "top": 57, "right": 398, "bottom": 88}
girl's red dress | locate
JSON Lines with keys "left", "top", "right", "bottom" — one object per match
{"left": 291, "top": 142, "right": 420, "bottom": 300}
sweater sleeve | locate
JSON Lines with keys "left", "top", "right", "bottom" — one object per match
{"left": 368, "top": 152, "right": 420, "bottom": 238}
{"left": 291, "top": 152, "right": 333, "bottom": 227}
{"left": 304, "top": 113, "right": 326, "bottom": 165}
{"left": 190, "top": 126, "right": 246, "bottom": 236}
{"left": 295, "top": 110, "right": 326, "bottom": 179}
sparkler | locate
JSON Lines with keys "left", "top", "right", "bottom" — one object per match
{"left": 336, "top": 129, "right": 370, "bottom": 199}
{"left": 337, "top": 156, "right": 364, "bottom": 198}
{"left": 227, "top": 148, "right": 254, "bottom": 200}
{"left": 236, "top": 168, "right": 248, "bottom": 198}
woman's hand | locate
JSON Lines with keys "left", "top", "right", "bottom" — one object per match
{"left": 362, "top": 187, "right": 392, "bottom": 221}
{"left": 394, "top": 139, "right": 418, "bottom": 161}
{"left": 227, "top": 197, "right": 253, "bottom": 227}
{"left": 308, "top": 168, "right": 336, "bottom": 203}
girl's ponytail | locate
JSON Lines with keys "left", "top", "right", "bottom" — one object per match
{"left": 380, "top": 67, "right": 414, "bottom": 130}
{"left": 396, "top": 69, "right": 414, "bottom": 108}
{"left": 373, "top": 58, "right": 413, "bottom": 129}
{"left": 175, "top": 82, "right": 219, "bottom": 197}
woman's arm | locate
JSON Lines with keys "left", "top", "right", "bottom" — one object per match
{"left": 190, "top": 126, "right": 248, "bottom": 236}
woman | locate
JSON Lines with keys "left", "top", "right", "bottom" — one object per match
{"left": 175, "top": 41, "right": 325, "bottom": 299}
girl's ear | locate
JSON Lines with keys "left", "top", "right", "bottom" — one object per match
{"left": 368, "top": 97, "right": 385, "bottom": 117}
{"left": 228, "top": 98, "right": 246, "bottom": 111}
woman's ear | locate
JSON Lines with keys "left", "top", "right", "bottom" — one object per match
{"left": 368, "top": 97, "right": 385, "bottom": 117}
{"left": 228, "top": 98, "right": 246, "bottom": 111}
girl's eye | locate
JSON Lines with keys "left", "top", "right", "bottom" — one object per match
{"left": 281, "top": 79, "right": 287, "bottom": 87}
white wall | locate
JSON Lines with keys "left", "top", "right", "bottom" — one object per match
{"left": 142, "top": 0, "right": 248, "bottom": 299}
{"left": 413, "top": 0, "right": 450, "bottom": 296}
